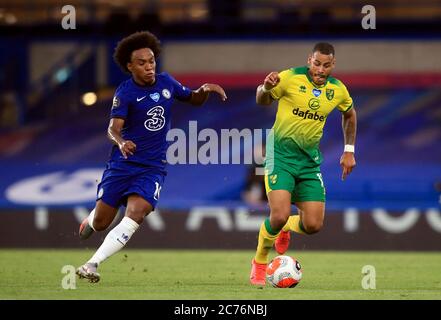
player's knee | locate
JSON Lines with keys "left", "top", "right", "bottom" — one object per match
{"left": 92, "top": 215, "right": 111, "bottom": 231}
{"left": 303, "top": 220, "right": 323, "bottom": 234}
{"left": 125, "top": 207, "right": 150, "bottom": 224}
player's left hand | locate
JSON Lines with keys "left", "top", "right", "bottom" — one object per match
{"left": 201, "top": 83, "right": 227, "bottom": 101}
{"left": 340, "top": 152, "right": 356, "bottom": 181}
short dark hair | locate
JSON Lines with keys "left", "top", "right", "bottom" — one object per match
{"left": 313, "top": 42, "right": 335, "bottom": 56}
{"left": 113, "top": 31, "right": 161, "bottom": 73}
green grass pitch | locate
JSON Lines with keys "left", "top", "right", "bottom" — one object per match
{"left": 0, "top": 249, "right": 440, "bottom": 300}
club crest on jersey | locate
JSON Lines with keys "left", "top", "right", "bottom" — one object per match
{"left": 312, "top": 88, "right": 322, "bottom": 97}
{"left": 162, "top": 89, "right": 171, "bottom": 99}
{"left": 326, "top": 89, "right": 334, "bottom": 100}
{"left": 150, "top": 92, "right": 160, "bottom": 102}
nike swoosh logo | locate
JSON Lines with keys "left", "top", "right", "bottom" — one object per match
{"left": 137, "top": 96, "right": 146, "bottom": 102}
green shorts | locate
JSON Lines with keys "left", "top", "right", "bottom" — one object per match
{"left": 264, "top": 162, "right": 326, "bottom": 203}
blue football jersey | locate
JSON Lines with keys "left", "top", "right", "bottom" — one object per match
{"left": 109, "top": 72, "right": 192, "bottom": 170}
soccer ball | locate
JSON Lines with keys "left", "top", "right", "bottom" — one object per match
{"left": 266, "top": 255, "right": 302, "bottom": 288}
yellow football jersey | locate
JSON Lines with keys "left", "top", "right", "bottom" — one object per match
{"left": 268, "top": 66, "right": 353, "bottom": 165}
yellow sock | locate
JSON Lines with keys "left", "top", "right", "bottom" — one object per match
{"left": 281, "top": 215, "right": 306, "bottom": 234}
{"left": 254, "top": 218, "right": 279, "bottom": 264}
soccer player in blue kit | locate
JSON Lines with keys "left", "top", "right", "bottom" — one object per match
{"left": 76, "top": 31, "right": 227, "bottom": 283}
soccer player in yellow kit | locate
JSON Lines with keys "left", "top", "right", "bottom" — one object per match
{"left": 250, "top": 43, "right": 357, "bottom": 285}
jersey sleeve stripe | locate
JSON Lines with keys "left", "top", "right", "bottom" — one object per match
{"left": 342, "top": 104, "right": 353, "bottom": 113}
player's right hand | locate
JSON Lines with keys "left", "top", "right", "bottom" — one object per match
{"left": 263, "top": 72, "right": 280, "bottom": 91}
{"left": 119, "top": 140, "right": 136, "bottom": 158}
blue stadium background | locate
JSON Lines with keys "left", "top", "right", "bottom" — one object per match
{"left": 1, "top": 46, "right": 440, "bottom": 210}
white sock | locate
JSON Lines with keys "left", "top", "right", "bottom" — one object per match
{"left": 87, "top": 217, "right": 139, "bottom": 265}
{"left": 87, "top": 208, "right": 96, "bottom": 231}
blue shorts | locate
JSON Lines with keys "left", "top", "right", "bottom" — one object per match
{"left": 96, "top": 162, "right": 166, "bottom": 209}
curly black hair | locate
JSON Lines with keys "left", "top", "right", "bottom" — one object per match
{"left": 113, "top": 31, "right": 161, "bottom": 73}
